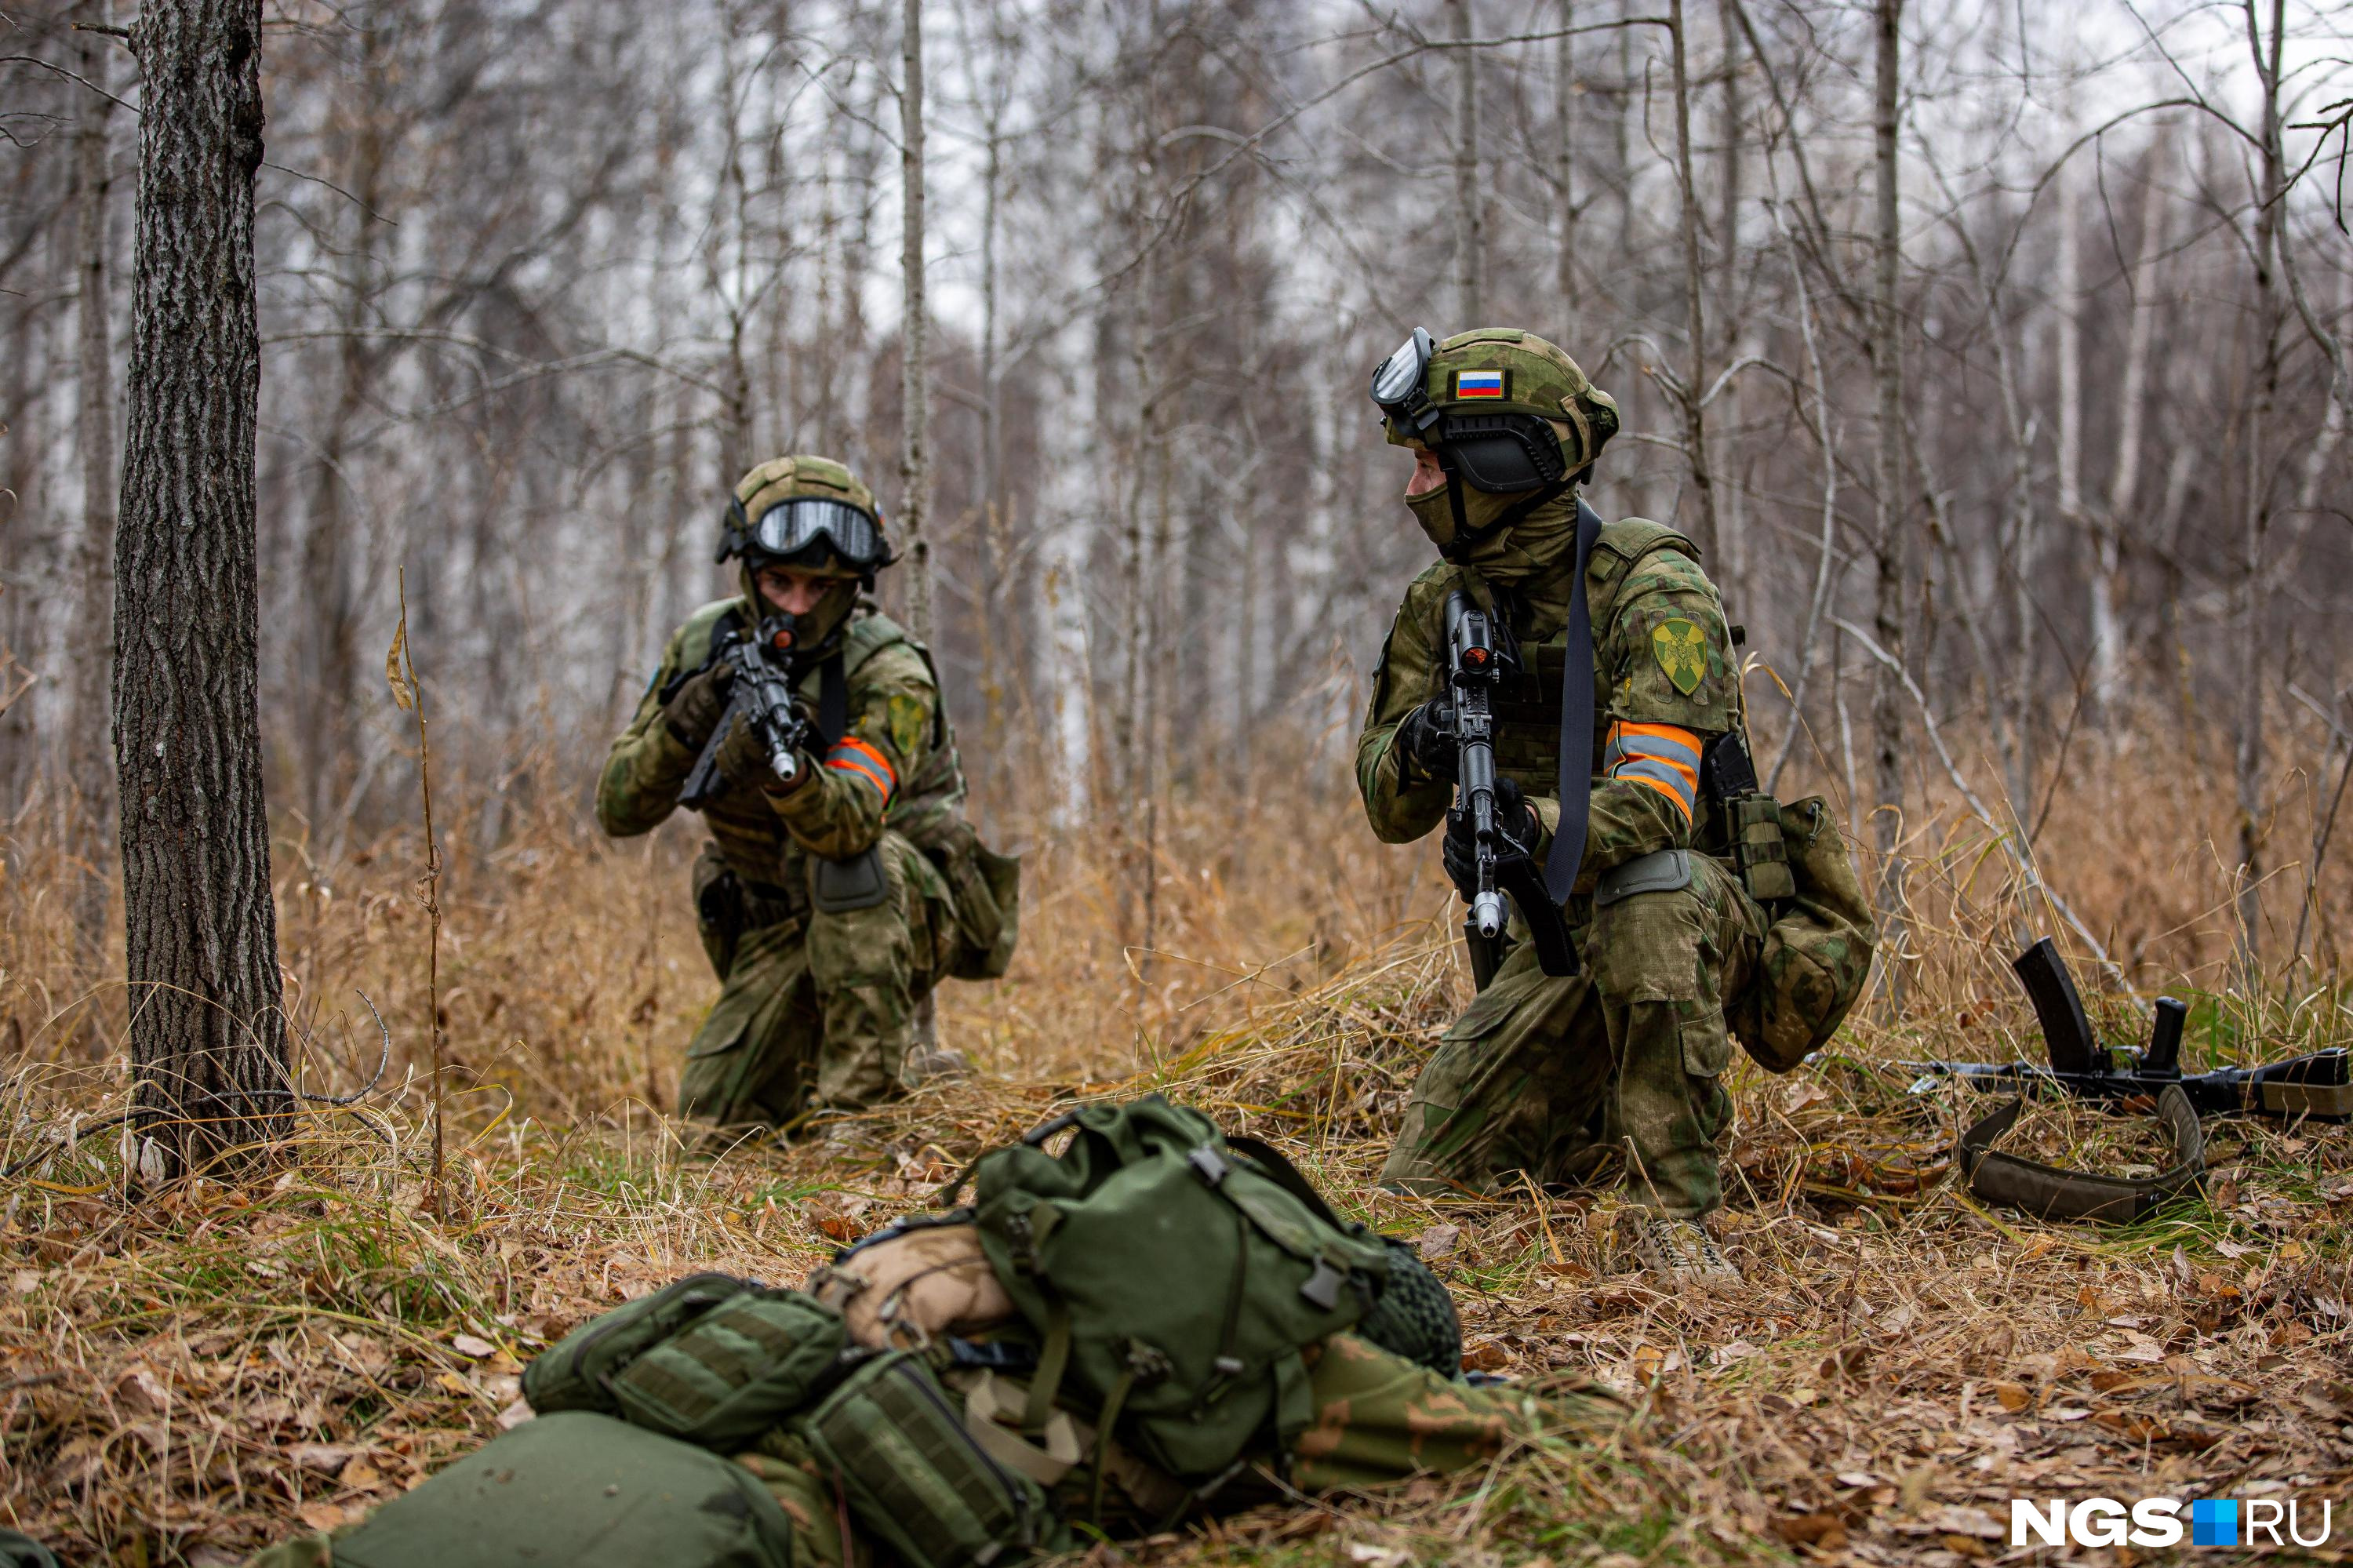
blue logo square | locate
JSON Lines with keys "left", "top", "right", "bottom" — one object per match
{"left": 2192, "top": 1499, "right": 2238, "bottom": 1547}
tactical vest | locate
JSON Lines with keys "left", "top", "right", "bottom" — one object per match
{"left": 673, "top": 597, "right": 969, "bottom": 852}
{"left": 1477, "top": 519, "right": 1728, "bottom": 846}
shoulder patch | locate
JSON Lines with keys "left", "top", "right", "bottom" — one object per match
{"left": 1653, "top": 619, "right": 1708, "bottom": 696}
{"left": 888, "top": 693, "right": 928, "bottom": 758}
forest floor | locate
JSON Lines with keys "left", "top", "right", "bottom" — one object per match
{"left": 3, "top": 775, "right": 2351, "bottom": 1567}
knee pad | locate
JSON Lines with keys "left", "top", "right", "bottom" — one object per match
{"left": 813, "top": 845, "right": 889, "bottom": 913}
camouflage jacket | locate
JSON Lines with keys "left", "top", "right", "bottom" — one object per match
{"left": 1356, "top": 517, "right": 1740, "bottom": 881}
{"left": 598, "top": 600, "right": 969, "bottom": 882}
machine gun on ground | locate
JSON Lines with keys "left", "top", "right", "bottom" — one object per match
{"left": 668, "top": 614, "right": 815, "bottom": 809}
{"left": 1443, "top": 590, "right": 1577, "bottom": 986}
{"left": 1905, "top": 937, "right": 2350, "bottom": 1122}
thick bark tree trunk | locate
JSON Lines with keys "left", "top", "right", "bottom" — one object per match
{"left": 115, "top": 0, "right": 288, "bottom": 1174}
{"left": 70, "top": 2, "right": 120, "bottom": 972}
{"left": 899, "top": 0, "right": 934, "bottom": 645}
{"left": 1868, "top": 0, "right": 1909, "bottom": 1001}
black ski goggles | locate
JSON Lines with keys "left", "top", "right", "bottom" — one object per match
{"left": 719, "top": 495, "right": 888, "bottom": 569}
{"left": 1370, "top": 327, "right": 1566, "bottom": 493}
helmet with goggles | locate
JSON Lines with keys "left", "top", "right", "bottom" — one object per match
{"left": 1370, "top": 327, "right": 1620, "bottom": 562}
{"left": 1372, "top": 327, "right": 1619, "bottom": 486}
{"left": 718, "top": 455, "right": 894, "bottom": 581}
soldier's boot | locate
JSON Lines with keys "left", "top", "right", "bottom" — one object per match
{"left": 1631, "top": 1213, "right": 1739, "bottom": 1283}
{"left": 903, "top": 1045, "right": 969, "bottom": 1086}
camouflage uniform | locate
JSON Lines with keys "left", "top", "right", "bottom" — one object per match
{"left": 598, "top": 457, "right": 974, "bottom": 1123}
{"left": 1360, "top": 333, "right": 1766, "bottom": 1219}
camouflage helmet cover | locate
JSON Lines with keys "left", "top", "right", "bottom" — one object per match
{"left": 1382, "top": 328, "right": 1620, "bottom": 476}
{"left": 726, "top": 454, "right": 889, "bottom": 579}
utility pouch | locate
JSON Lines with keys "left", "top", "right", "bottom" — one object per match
{"left": 608, "top": 1287, "right": 849, "bottom": 1448}
{"left": 813, "top": 845, "right": 889, "bottom": 914}
{"left": 797, "top": 1351, "right": 1061, "bottom": 1568}
{"left": 523, "top": 1272, "right": 755, "bottom": 1417}
{"left": 1729, "top": 795, "right": 1798, "bottom": 904}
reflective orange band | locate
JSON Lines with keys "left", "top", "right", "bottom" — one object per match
{"left": 1604, "top": 719, "right": 1701, "bottom": 821}
{"left": 826, "top": 736, "right": 897, "bottom": 799}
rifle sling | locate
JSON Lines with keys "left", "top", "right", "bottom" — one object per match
{"left": 1958, "top": 1084, "right": 2205, "bottom": 1224}
{"left": 1543, "top": 500, "right": 1605, "bottom": 907}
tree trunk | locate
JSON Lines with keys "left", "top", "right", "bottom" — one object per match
{"left": 1555, "top": 0, "right": 1577, "bottom": 322}
{"left": 2235, "top": 0, "right": 2286, "bottom": 972}
{"left": 1449, "top": 0, "right": 1483, "bottom": 324}
{"left": 2093, "top": 130, "right": 2169, "bottom": 723}
{"left": 70, "top": 1, "right": 120, "bottom": 973}
{"left": 898, "top": 0, "right": 935, "bottom": 645}
{"left": 1868, "top": 0, "right": 1909, "bottom": 1002}
{"left": 1714, "top": 0, "right": 1745, "bottom": 602}
{"left": 1667, "top": 0, "right": 1718, "bottom": 558}
{"left": 116, "top": 0, "right": 288, "bottom": 1176}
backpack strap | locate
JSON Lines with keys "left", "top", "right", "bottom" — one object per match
{"left": 1221, "top": 1134, "right": 1351, "bottom": 1235}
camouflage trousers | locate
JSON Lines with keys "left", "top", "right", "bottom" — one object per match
{"left": 1380, "top": 852, "right": 1766, "bottom": 1217}
{"left": 678, "top": 833, "right": 955, "bottom": 1125}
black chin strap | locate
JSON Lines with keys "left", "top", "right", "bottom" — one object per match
{"left": 1543, "top": 499, "right": 1606, "bottom": 905}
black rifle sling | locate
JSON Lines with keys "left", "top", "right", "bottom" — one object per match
{"left": 1543, "top": 499, "right": 1606, "bottom": 906}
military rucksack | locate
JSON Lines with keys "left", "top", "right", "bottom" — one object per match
{"left": 955, "top": 1097, "right": 1429, "bottom": 1483}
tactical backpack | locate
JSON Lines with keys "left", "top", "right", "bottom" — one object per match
{"left": 955, "top": 1096, "right": 1446, "bottom": 1483}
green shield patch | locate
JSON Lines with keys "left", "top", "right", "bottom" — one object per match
{"left": 887, "top": 693, "right": 928, "bottom": 758}
{"left": 1652, "top": 619, "right": 1708, "bottom": 696}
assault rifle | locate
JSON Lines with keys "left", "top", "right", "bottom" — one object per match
{"left": 1904, "top": 937, "right": 2350, "bottom": 1122}
{"left": 673, "top": 614, "right": 815, "bottom": 809}
{"left": 1443, "top": 590, "right": 1577, "bottom": 986}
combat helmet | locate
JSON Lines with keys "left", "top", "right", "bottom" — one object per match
{"left": 1369, "top": 327, "right": 1620, "bottom": 559}
{"left": 718, "top": 455, "right": 895, "bottom": 588}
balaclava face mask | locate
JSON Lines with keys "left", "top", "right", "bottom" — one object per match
{"left": 1405, "top": 482, "right": 1582, "bottom": 594}
{"left": 739, "top": 561, "right": 860, "bottom": 661}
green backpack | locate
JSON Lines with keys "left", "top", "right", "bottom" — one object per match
{"left": 523, "top": 1274, "right": 848, "bottom": 1449}
{"left": 1727, "top": 795, "right": 1877, "bottom": 1071}
{"left": 958, "top": 1097, "right": 1401, "bottom": 1482}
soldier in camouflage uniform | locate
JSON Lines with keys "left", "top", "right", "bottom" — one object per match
{"left": 599, "top": 456, "right": 987, "bottom": 1126}
{"left": 1358, "top": 329, "right": 1762, "bottom": 1280}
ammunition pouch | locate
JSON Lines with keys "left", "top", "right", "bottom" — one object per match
{"left": 1727, "top": 794, "right": 1798, "bottom": 904}
{"left": 813, "top": 845, "right": 889, "bottom": 914}
{"left": 1959, "top": 1085, "right": 2206, "bottom": 1224}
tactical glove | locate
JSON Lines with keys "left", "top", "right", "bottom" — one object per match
{"left": 1442, "top": 777, "right": 1539, "bottom": 899}
{"left": 715, "top": 711, "right": 810, "bottom": 794}
{"left": 662, "top": 661, "right": 735, "bottom": 751}
{"left": 1395, "top": 694, "right": 1460, "bottom": 783}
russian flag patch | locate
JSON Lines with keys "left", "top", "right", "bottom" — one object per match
{"left": 1454, "top": 369, "right": 1507, "bottom": 398}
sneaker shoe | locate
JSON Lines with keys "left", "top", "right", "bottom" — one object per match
{"left": 1633, "top": 1213, "right": 1740, "bottom": 1282}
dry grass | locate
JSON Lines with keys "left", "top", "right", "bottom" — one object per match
{"left": 3, "top": 728, "right": 2351, "bottom": 1566}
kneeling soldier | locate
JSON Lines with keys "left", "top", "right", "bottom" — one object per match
{"left": 1358, "top": 329, "right": 1762, "bottom": 1281}
{"left": 599, "top": 456, "right": 1015, "bottom": 1126}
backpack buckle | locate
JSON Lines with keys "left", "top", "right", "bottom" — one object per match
{"left": 1299, "top": 1254, "right": 1346, "bottom": 1312}
{"left": 1187, "top": 1146, "right": 1229, "bottom": 1186}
